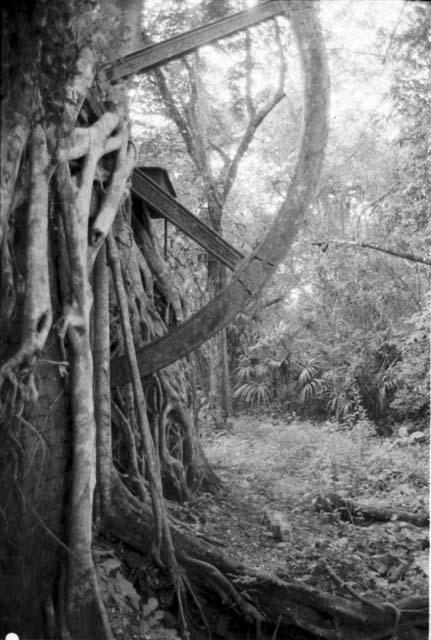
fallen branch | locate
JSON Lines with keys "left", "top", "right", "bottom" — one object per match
{"left": 313, "top": 493, "right": 429, "bottom": 527}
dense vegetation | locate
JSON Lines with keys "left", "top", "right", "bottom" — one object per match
{"left": 0, "top": 1, "right": 428, "bottom": 639}
{"left": 133, "top": 0, "right": 430, "bottom": 433}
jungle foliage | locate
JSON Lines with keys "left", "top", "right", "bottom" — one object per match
{"left": 227, "top": 1, "right": 430, "bottom": 431}
{"left": 0, "top": 1, "right": 428, "bottom": 639}
{"left": 133, "top": 1, "right": 430, "bottom": 433}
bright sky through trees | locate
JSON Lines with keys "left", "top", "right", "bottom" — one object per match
{"left": 129, "top": 0, "right": 412, "bottom": 270}
{"left": 131, "top": 0, "right": 405, "bottom": 140}
{"left": 321, "top": 0, "right": 404, "bottom": 124}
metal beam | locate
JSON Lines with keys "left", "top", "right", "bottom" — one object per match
{"left": 107, "top": 0, "right": 287, "bottom": 81}
{"left": 132, "top": 169, "right": 244, "bottom": 271}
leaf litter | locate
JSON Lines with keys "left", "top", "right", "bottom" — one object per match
{"left": 193, "top": 415, "right": 429, "bottom": 602}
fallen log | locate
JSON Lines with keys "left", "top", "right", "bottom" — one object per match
{"left": 104, "top": 475, "right": 428, "bottom": 640}
{"left": 313, "top": 493, "right": 429, "bottom": 527}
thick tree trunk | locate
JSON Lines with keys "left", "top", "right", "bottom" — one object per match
{"left": 0, "top": 338, "right": 71, "bottom": 637}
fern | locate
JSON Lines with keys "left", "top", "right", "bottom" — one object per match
{"left": 233, "top": 381, "right": 271, "bottom": 409}
{"left": 299, "top": 378, "right": 325, "bottom": 404}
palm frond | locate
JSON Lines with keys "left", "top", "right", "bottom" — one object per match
{"left": 234, "top": 364, "right": 254, "bottom": 383}
{"left": 299, "top": 378, "right": 325, "bottom": 403}
{"left": 297, "top": 358, "right": 321, "bottom": 385}
{"left": 233, "top": 381, "right": 271, "bottom": 408}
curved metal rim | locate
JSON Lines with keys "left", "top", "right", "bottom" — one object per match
{"left": 111, "top": 0, "right": 329, "bottom": 387}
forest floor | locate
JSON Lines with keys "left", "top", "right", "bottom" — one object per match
{"left": 103, "top": 415, "right": 429, "bottom": 639}
{"left": 189, "top": 415, "right": 429, "bottom": 603}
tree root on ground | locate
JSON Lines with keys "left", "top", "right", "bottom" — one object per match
{"left": 105, "top": 473, "right": 428, "bottom": 640}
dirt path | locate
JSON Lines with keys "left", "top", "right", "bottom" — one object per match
{"left": 188, "top": 415, "right": 428, "bottom": 600}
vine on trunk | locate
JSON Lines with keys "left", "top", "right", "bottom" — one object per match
{"left": 0, "top": 2, "right": 427, "bottom": 639}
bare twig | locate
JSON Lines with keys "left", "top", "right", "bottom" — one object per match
{"left": 382, "top": 4, "right": 406, "bottom": 65}
{"left": 311, "top": 239, "right": 431, "bottom": 267}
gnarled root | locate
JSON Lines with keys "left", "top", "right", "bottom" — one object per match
{"left": 105, "top": 473, "right": 428, "bottom": 640}
{"left": 107, "top": 229, "right": 191, "bottom": 635}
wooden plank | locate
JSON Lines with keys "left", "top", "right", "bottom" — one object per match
{"left": 108, "top": 0, "right": 287, "bottom": 81}
{"left": 132, "top": 169, "right": 244, "bottom": 270}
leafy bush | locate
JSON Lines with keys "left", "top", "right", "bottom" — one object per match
{"left": 230, "top": 299, "right": 428, "bottom": 429}
{"left": 389, "top": 307, "right": 430, "bottom": 425}
{"left": 324, "top": 372, "right": 364, "bottom": 423}
{"left": 233, "top": 353, "right": 327, "bottom": 416}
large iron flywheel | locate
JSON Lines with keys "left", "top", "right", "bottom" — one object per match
{"left": 110, "top": 0, "right": 329, "bottom": 386}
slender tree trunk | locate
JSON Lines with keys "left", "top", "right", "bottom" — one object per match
{"left": 207, "top": 214, "right": 233, "bottom": 421}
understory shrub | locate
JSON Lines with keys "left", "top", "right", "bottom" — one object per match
{"left": 231, "top": 318, "right": 429, "bottom": 429}
{"left": 389, "top": 308, "right": 430, "bottom": 426}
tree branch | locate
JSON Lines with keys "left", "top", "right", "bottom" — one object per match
{"left": 154, "top": 60, "right": 224, "bottom": 219}
{"left": 221, "top": 21, "right": 287, "bottom": 205}
{"left": 222, "top": 90, "right": 285, "bottom": 205}
{"left": 209, "top": 141, "right": 231, "bottom": 171}
{"left": 152, "top": 67, "right": 197, "bottom": 165}
{"left": 311, "top": 239, "right": 431, "bottom": 267}
{"left": 245, "top": 31, "right": 256, "bottom": 120}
